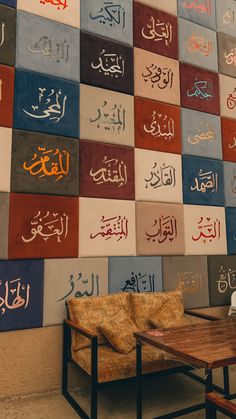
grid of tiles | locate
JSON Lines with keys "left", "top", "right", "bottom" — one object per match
{"left": 1, "top": 0, "right": 236, "bottom": 332}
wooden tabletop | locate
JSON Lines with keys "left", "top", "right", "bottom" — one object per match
{"left": 186, "top": 306, "right": 230, "bottom": 321}
{"left": 134, "top": 318, "right": 236, "bottom": 370}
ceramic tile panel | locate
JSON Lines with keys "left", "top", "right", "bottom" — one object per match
{"left": 80, "top": 0, "right": 133, "bottom": 45}
{"left": 17, "top": 0, "right": 80, "bottom": 29}
{"left": 226, "top": 207, "right": 236, "bottom": 255}
{"left": 135, "top": 97, "right": 181, "bottom": 154}
{"left": 221, "top": 117, "right": 236, "bottom": 162}
{"left": 181, "top": 108, "right": 222, "bottom": 159}
{"left": 180, "top": 63, "right": 220, "bottom": 115}
{"left": 134, "top": 48, "right": 180, "bottom": 105}
{"left": 216, "top": 0, "right": 236, "bottom": 37}
{"left": 0, "top": 0, "right": 16, "bottom": 6}
{"left": 135, "top": 148, "right": 183, "bottom": 203}
{"left": 182, "top": 155, "right": 225, "bottom": 206}
{"left": 178, "top": 18, "right": 218, "bottom": 72}
{"left": 8, "top": 193, "right": 79, "bottom": 259}
{"left": 108, "top": 256, "right": 162, "bottom": 293}
{"left": 80, "top": 31, "right": 134, "bottom": 95}
{"left": 184, "top": 204, "right": 227, "bottom": 255}
{"left": 0, "top": 4, "right": 16, "bottom": 67}
{"left": 218, "top": 33, "right": 236, "bottom": 79}
{"left": 13, "top": 69, "right": 80, "bottom": 138}
{"left": 134, "top": 3, "right": 178, "bottom": 59}
{"left": 178, "top": 0, "right": 216, "bottom": 30}
{"left": 0, "top": 64, "right": 14, "bottom": 128}
{"left": 16, "top": 12, "right": 80, "bottom": 82}
{"left": 79, "top": 140, "right": 134, "bottom": 200}
{"left": 136, "top": 201, "right": 185, "bottom": 255}
{"left": 208, "top": 255, "right": 236, "bottom": 306}
{"left": 219, "top": 74, "right": 236, "bottom": 120}
{"left": 162, "top": 256, "right": 209, "bottom": 308}
{"left": 137, "top": 0, "right": 177, "bottom": 15}
{"left": 0, "top": 260, "right": 44, "bottom": 331}
{"left": 80, "top": 84, "right": 134, "bottom": 146}
{"left": 11, "top": 130, "right": 79, "bottom": 196}
{"left": 0, "top": 192, "right": 9, "bottom": 259}
{"left": 0, "top": 127, "right": 12, "bottom": 192}
{"left": 79, "top": 198, "right": 136, "bottom": 257}
{"left": 43, "top": 257, "right": 108, "bottom": 325}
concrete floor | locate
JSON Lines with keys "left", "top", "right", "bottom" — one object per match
{"left": 1, "top": 367, "right": 235, "bottom": 419}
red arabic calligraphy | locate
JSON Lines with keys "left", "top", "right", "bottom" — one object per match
{"left": 40, "top": 0, "right": 68, "bottom": 11}
{"left": 192, "top": 217, "right": 221, "bottom": 242}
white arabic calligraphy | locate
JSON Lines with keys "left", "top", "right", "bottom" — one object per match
{"left": 91, "top": 49, "right": 125, "bottom": 78}
{"left": 144, "top": 110, "right": 175, "bottom": 141}
{"left": 191, "top": 169, "right": 218, "bottom": 193}
{"left": 142, "top": 17, "right": 173, "bottom": 46}
{"left": 90, "top": 156, "right": 128, "bottom": 188}
{"left": 0, "top": 22, "right": 5, "bottom": 48}
{"left": 22, "top": 210, "right": 69, "bottom": 243}
{"left": 28, "top": 36, "right": 69, "bottom": 64}
{"left": 0, "top": 278, "right": 30, "bottom": 316}
{"left": 23, "top": 87, "right": 67, "bottom": 123}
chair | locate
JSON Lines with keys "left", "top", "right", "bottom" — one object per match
{"left": 206, "top": 392, "right": 236, "bottom": 418}
{"left": 228, "top": 291, "right": 236, "bottom": 317}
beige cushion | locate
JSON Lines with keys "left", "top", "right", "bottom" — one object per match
{"left": 131, "top": 289, "right": 184, "bottom": 330}
{"left": 149, "top": 291, "right": 189, "bottom": 329}
{"left": 98, "top": 309, "right": 139, "bottom": 354}
{"left": 73, "top": 344, "right": 183, "bottom": 383}
{"left": 67, "top": 293, "right": 131, "bottom": 351}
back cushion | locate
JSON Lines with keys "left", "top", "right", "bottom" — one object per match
{"left": 68, "top": 293, "right": 131, "bottom": 351}
{"left": 130, "top": 290, "right": 184, "bottom": 330}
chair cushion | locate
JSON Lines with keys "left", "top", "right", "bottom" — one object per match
{"left": 98, "top": 309, "right": 139, "bottom": 354}
{"left": 67, "top": 293, "right": 131, "bottom": 351}
{"left": 73, "top": 344, "right": 183, "bottom": 383}
{"left": 130, "top": 289, "right": 184, "bottom": 330}
{"left": 149, "top": 291, "right": 188, "bottom": 329}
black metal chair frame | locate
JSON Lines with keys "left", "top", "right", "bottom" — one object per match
{"left": 62, "top": 320, "right": 231, "bottom": 419}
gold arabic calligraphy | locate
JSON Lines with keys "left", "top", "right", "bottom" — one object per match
{"left": 188, "top": 33, "right": 213, "bottom": 57}
{"left": 90, "top": 156, "right": 128, "bottom": 188}
{"left": 23, "top": 146, "right": 70, "bottom": 181}
{"left": 191, "top": 169, "right": 218, "bottom": 194}
{"left": 0, "top": 278, "right": 30, "bottom": 316}
{"left": 142, "top": 17, "right": 173, "bottom": 46}
{"left": 144, "top": 110, "right": 175, "bottom": 141}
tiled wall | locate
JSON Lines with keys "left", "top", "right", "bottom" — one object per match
{"left": 1, "top": 0, "right": 236, "bottom": 340}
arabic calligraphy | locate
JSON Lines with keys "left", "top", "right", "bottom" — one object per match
{"left": 57, "top": 273, "right": 100, "bottom": 301}
{"left": 23, "top": 87, "right": 67, "bottom": 123}
{"left": 121, "top": 272, "right": 155, "bottom": 293}
{"left": 192, "top": 217, "right": 221, "bottom": 242}
{"left": 0, "top": 79, "right": 2, "bottom": 102}
{"left": 187, "top": 80, "right": 213, "bottom": 100}
{"left": 178, "top": 272, "right": 202, "bottom": 294}
{"left": 90, "top": 1, "right": 125, "bottom": 29}
{"left": 90, "top": 156, "right": 127, "bottom": 188}
{"left": 39, "top": 0, "right": 68, "bottom": 11}
{"left": 28, "top": 36, "right": 69, "bottom": 64}
{"left": 191, "top": 169, "right": 218, "bottom": 194}
{"left": 146, "top": 215, "right": 177, "bottom": 244}
{"left": 229, "top": 137, "right": 236, "bottom": 149}
{"left": 22, "top": 210, "right": 69, "bottom": 243}
{"left": 223, "top": 8, "right": 236, "bottom": 26}
{"left": 188, "top": 33, "right": 213, "bottom": 57}
{"left": 181, "top": 0, "right": 212, "bottom": 15}
{"left": 0, "top": 22, "right": 5, "bottom": 48}
{"left": 224, "top": 48, "right": 236, "bottom": 66}
{"left": 23, "top": 146, "right": 70, "bottom": 181}
{"left": 187, "top": 122, "right": 215, "bottom": 145}
{"left": 232, "top": 176, "right": 236, "bottom": 194}
{"left": 145, "top": 162, "right": 176, "bottom": 189}
{"left": 144, "top": 110, "right": 175, "bottom": 141}
{"left": 142, "top": 17, "right": 173, "bottom": 46}
{"left": 227, "top": 88, "right": 236, "bottom": 110}
{"left": 217, "top": 266, "right": 236, "bottom": 294}
{"left": 91, "top": 49, "right": 125, "bottom": 78}
{"left": 90, "top": 101, "right": 125, "bottom": 133}
{"left": 90, "top": 215, "right": 128, "bottom": 241}
{"left": 0, "top": 278, "right": 30, "bottom": 316}
{"left": 142, "top": 65, "right": 173, "bottom": 89}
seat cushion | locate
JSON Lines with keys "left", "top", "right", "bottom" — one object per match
{"left": 130, "top": 289, "right": 184, "bottom": 330}
{"left": 73, "top": 344, "right": 183, "bottom": 383}
{"left": 67, "top": 293, "right": 131, "bottom": 351}
{"left": 98, "top": 309, "right": 139, "bottom": 354}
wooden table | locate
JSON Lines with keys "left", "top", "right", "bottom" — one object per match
{"left": 134, "top": 318, "right": 236, "bottom": 419}
{"left": 186, "top": 305, "right": 230, "bottom": 321}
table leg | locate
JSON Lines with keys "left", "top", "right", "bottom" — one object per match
{"left": 205, "top": 369, "right": 213, "bottom": 419}
{"left": 136, "top": 341, "right": 142, "bottom": 419}
{"left": 223, "top": 366, "right": 230, "bottom": 397}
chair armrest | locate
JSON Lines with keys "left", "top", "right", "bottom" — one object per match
{"left": 206, "top": 392, "right": 236, "bottom": 415}
{"left": 64, "top": 319, "right": 98, "bottom": 340}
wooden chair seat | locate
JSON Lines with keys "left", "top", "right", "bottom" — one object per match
{"left": 206, "top": 392, "right": 236, "bottom": 418}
